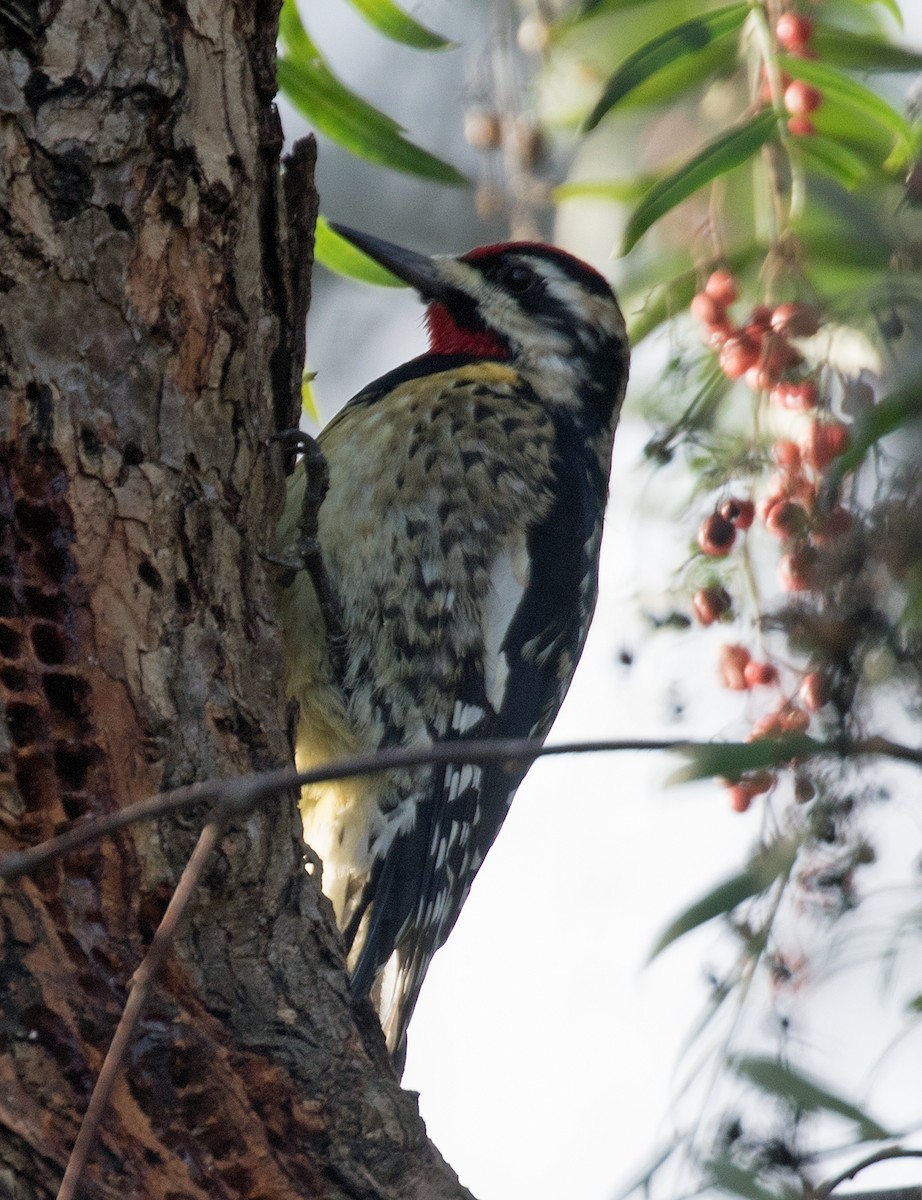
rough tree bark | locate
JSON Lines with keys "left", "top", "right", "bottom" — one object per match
{"left": 0, "top": 3, "right": 473, "bottom": 1197}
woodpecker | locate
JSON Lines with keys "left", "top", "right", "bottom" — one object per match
{"left": 277, "top": 226, "right": 629, "bottom": 1066}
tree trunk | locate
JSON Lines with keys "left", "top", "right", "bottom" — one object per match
{"left": 0, "top": 3, "right": 472, "bottom": 1197}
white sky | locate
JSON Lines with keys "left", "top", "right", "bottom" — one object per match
{"left": 285, "top": 4, "right": 922, "bottom": 1197}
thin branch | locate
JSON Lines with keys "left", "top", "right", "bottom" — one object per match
{"left": 822, "top": 1189, "right": 920, "bottom": 1200}
{"left": 56, "top": 813, "right": 228, "bottom": 1200}
{"left": 816, "top": 1148, "right": 922, "bottom": 1199}
{"left": 0, "top": 737, "right": 676, "bottom": 881}
{"left": 4, "top": 733, "right": 922, "bottom": 883}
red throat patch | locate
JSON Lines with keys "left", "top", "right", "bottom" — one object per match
{"left": 426, "top": 302, "right": 509, "bottom": 358}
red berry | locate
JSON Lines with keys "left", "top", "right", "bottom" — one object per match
{"left": 706, "top": 320, "right": 735, "bottom": 348}
{"left": 772, "top": 439, "right": 802, "bottom": 470}
{"left": 787, "top": 115, "right": 816, "bottom": 136}
{"left": 719, "top": 643, "right": 751, "bottom": 691}
{"left": 691, "top": 291, "right": 726, "bottom": 325}
{"left": 764, "top": 498, "right": 808, "bottom": 539}
{"left": 727, "top": 783, "right": 752, "bottom": 813}
{"left": 705, "top": 269, "right": 738, "bottom": 305}
{"left": 802, "top": 420, "right": 850, "bottom": 471}
{"left": 784, "top": 80, "right": 822, "bottom": 117}
{"left": 778, "top": 546, "right": 817, "bottom": 592}
{"left": 719, "top": 334, "right": 760, "bottom": 380}
{"left": 762, "top": 333, "right": 802, "bottom": 375}
{"left": 764, "top": 468, "right": 816, "bottom": 510}
{"left": 800, "top": 670, "right": 831, "bottom": 712}
{"left": 771, "top": 302, "right": 821, "bottom": 337}
{"left": 693, "top": 586, "right": 732, "bottom": 626}
{"left": 776, "top": 13, "right": 814, "bottom": 53}
{"left": 783, "top": 380, "right": 819, "bottom": 411}
{"left": 744, "top": 660, "right": 779, "bottom": 688}
{"left": 698, "top": 512, "right": 737, "bottom": 557}
{"left": 719, "top": 497, "right": 755, "bottom": 530}
{"left": 746, "top": 365, "right": 777, "bottom": 392}
{"left": 742, "top": 321, "right": 766, "bottom": 347}
{"left": 748, "top": 304, "right": 774, "bottom": 330}
{"left": 759, "top": 68, "right": 792, "bottom": 105}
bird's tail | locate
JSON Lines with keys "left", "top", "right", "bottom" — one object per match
{"left": 371, "top": 946, "right": 424, "bottom": 1074}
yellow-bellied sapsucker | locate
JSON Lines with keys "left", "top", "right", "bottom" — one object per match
{"left": 277, "top": 226, "right": 629, "bottom": 1066}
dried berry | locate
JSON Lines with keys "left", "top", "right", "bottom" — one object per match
{"left": 699, "top": 512, "right": 737, "bottom": 556}
{"left": 719, "top": 497, "right": 755, "bottom": 530}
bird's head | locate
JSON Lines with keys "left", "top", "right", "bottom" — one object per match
{"left": 330, "top": 225, "right": 629, "bottom": 424}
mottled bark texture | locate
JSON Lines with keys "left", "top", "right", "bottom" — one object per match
{"left": 0, "top": 3, "right": 471, "bottom": 1198}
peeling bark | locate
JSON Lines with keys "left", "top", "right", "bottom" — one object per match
{"left": 0, "top": 3, "right": 473, "bottom": 1197}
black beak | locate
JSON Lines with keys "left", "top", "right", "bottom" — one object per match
{"left": 328, "top": 224, "right": 456, "bottom": 304}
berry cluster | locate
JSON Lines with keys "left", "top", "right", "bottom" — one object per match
{"left": 764, "top": 13, "right": 823, "bottom": 136}
{"left": 687, "top": 258, "right": 857, "bottom": 813}
{"left": 691, "top": 270, "right": 820, "bottom": 397}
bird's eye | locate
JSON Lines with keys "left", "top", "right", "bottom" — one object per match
{"left": 497, "top": 262, "right": 538, "bottom": 294}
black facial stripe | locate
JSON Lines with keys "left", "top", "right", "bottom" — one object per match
{"left": 472, "top": 246, "right": 615, "bottom": 300}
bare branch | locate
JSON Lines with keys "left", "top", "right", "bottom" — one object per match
{"left": 821, "top": 1189, "right": 920, "bottom": 1200}
{"left": 3, "top": 732, "right": 921, "bottom": 884}
{"left": 57, "top": 813, "right": 229, "bottom": 1200}
{"left": 815, "top": 1147, "right": 922, "bottom": 1199}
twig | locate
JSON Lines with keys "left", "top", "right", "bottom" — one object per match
{"left": 56, "top": 814, "right": 228, "bottom": 1200}
{"left": 815, "top": 1147, "right": 922, "bottom": 1199}
{"left": 4, "top": 733, "right": 922, "bottom": 883}
{"left": 821, "top": 1188, "right": 920, "bottom": 1200}
{"left": 0, "top": 738, "right": 667, "bottom": 881}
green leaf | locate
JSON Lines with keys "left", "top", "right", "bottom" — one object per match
{"left": 574, "top": 0, "right": 667, "bottom": 16}
{"left": 851, "top": 0, "right": 904, "bottom": 27}
{"left": 277, "top": 1, "right": 466, "bottom": 185}
{"left": 670, "top": 734, "right": 822, "bottom": 783}
{"left": 779, "top": 54, "right": 917, "bottom": 169}
{"left": 814, "top": 27, "right": 922, "bottom": 72}
{"left": 313, "top": 215, "right": 406, "bottom": 287}
{"left": 621, "top": 110, "right": 777, "bottom": 253}
{"left": 300, "top": 371, "right": 321, "bottom": 423}
{"left": 278, "top": 0, "right": 318, "bottom": 63}
{"left": 649, "top": 839, "right": 798, "bottom": 960}
{"left": 584, "top": 4, "right": 750, "bottom": 129}
{"left": 732, "top": 1057, "right": 891, "bottom": 1140}
{"left": 617, "top": 33, "right": 740, "bottom": 111}
{"left": 553, "top": 176, "right": 659, "bottom": 203}
{"left": 277, "top": 57, "right": 467, "bottom": 184}
{"left": 795, "top": 134, "right": 874, "bottom": 190}
{"left": 342, "top": 0, "right": 453, "bottom": 49}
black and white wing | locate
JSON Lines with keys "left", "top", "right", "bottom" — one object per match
{"left": 350, "top": 415, "right": 608, "bottom": 1062}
